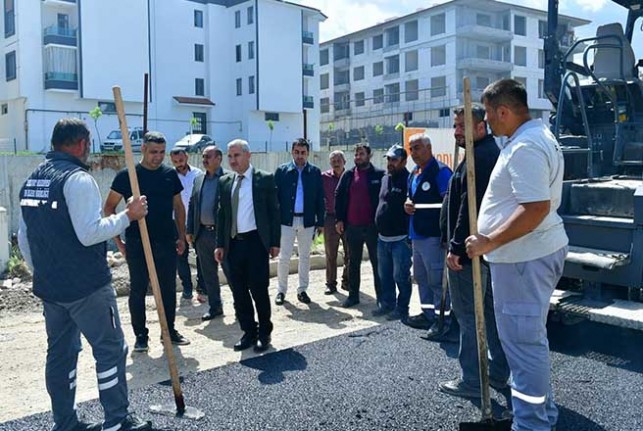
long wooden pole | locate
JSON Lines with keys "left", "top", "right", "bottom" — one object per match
{"left": 463, "top": 77, "right": 492, "bottom": 421}
{"left": 112, "top": 86, "right": 186, "bottom": 415}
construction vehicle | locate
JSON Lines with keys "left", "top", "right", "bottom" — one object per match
{"left": 544, "top": 0, "right": 643, "bottom": 328}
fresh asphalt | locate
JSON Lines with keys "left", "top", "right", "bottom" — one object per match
{"left": 2, "top": 318, "right": 642, "bottom": 431}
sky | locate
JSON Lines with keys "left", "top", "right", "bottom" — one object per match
{"left": 290, "top": 0, "right": 640, "bottom": 53}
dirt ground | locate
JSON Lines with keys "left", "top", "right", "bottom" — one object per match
{"left": 0, "top": 261, "right": 422, "bottom": 423}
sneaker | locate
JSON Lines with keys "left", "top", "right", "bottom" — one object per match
{"left": 197, "top": 293, "right": 208, "bottom": 304}
{"left": 438, "top": 378, "right": 481, "bottom": 399}
{"left": 324, "top": 285, "right": 337, "bottom": 295}
{"left": 164, "top": 330, "right": 190, "bottom": 346}
{"left": 133, "top": 335, "right": 149, "bottom": 353}
{"left": 297, "top": 291, "right": 311, "bottom": 304}
{"left": 403, "top": 313, "right": 433, "bottom": 330}
{"left": 275, "top": 292, "right": 285, "bottom": 305}
{"left": 72, "top": 421, "right": 102, "bottom": 431}
{"left": 118, "top": 413, "right": 152, "bottom": 430}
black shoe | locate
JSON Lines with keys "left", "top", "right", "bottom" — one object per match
{"left": 324, "top": 285, "right": 337, "bottom": 295}
{"left": 234, "top": 333, "right": 257, "bottom": 351}
{"left": 297, "top": 291, "right": 311, "bottom": 304}
{"left": 490, "top": 377, "right": 509, "bottom": 391}
{"left": 72, "top": 421, "right": 102, "bottom": 431}
{"left": 254, "top": 336, "right": 271, "bottom": 353}
{"left": 341, "top": 296, "right": 360, "bottom": 308}
{"left": 371, "top": 306, "right": 393, "bottom": 317}
{"left": 118, "top": 413, "right": 152, "bottom": 430}
{"left": 275, "top": 292, "right": 285, "bottom": 305}
{"left": 385, "top": 309, "right": 407, "bottom": 321}
{"left": 340, "top": 282, "right": 349, "bottom": 291}
{"left": 202, "top": 307, "right": 224, "bottom": 321}
{"left": 133, "top": 335, "right": 149, "bottom": 353}
{"left": 403, "top": 313, "right": 433, "bottom": 330}
{"left": 169, "top": 330, "right": 190, "bottom": 346}
{"left": 422, "top": 321, "right": 454, "bottom": 342}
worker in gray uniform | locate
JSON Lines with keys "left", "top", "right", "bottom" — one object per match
{"left": 18, "top": 118, "right": 152, "bottom": 431}
{"left": 466, "top": 79, "right": 568, "bottom": 431}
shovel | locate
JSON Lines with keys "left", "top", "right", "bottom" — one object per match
{"left": 458, "top": 78, "right": 511, "bottom": 431}
{"left": 112, "top": 86, "right": 204, "bottom": 421}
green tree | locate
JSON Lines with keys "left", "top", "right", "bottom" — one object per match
{"left": 88, "top": 107, "right": 103, "bottom": 150}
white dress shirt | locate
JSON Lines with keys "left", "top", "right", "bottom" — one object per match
{"left": 232, "top": 164, "right": 257, "bottom": 233}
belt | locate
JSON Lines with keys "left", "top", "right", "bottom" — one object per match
{"left": 201, "top": 224, "right": 216, "bottom": 231}
{"left": 233, "top": 230, "right": 258, "bottom": 240}
{"left": 294, "top": 213, "right": 304, "bottom": 217}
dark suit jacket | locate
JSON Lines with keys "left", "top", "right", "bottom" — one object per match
{"left": 216, "top": 167, "right": 280, "bottom": 253}
{"left": 186, "top": 167, "right": 226, "bottom": 241}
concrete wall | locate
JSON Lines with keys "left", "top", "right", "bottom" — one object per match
{"left": 0, "top": 207, "right": 8, "bottom": 271}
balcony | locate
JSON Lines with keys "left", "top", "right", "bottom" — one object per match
{"left": 44, "top": 72, "right": 78, "bottom": 90}
{"left": 457, "top": 24, "right": 513, "bottom": 42}
{"left": 303, "top": 63, "right": 314, "bottom": 77}
{"left": 41, "top": 0, "right": 76, "bottom": 7}
{"left": 43, "top": 26, "right": 77, "bottom": 47}
{"left": 302, "top": 30, "right": 314, "bottom": 45}
{"left": 303, "top": 95, "right": 314, "bottom": 109}
{"left": 456, "top": 57, "right": 513, "bottom": 73}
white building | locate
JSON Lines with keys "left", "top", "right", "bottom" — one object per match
{"left": 0, "top": 0, "right": 326, "bottom": 153}
{"left": 318, "top": 0, "right": 589, "bottom": 148}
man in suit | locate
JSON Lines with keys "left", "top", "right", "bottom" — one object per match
{"left": 186, "top": 145, "right": 228, "bottom": 321}
{"left": 215, "top": 139, "right": 280, "bottom": 353}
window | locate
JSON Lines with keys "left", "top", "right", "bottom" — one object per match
{"left": 97, "top": 101, "right": 116, "bottom": 113}
{"left": 1, "top": 103, "right": 7, "bottom": 115}
{"left": 57, "top": 13, "right": 69, "bottom": 30}
{"left": 194, "top": 44, "right": 204, "bottom": 62}
{"left": 538, "top": 79, "right": 544, "bottom": 98}
{"left": 194, "top": 9, "right": 203, "bottom": 28}
{"left": 235, "top": 10, "right": 241, "bottom": 28}
{"left": 249, "top": 76, "right": 255, "bottom": 94}
{"left": 538, "top": 49, "right": 545, "bottom": 69}
{"left": 431, "top": 45, "right": 446, "bottom": 66}
{"left": 475, "top": 76, "right": 489, "bottom": 90}
{"left": 334, "top": 91, "right": 350, "bottom": 110}
{"left": 355, "top": 92, "right": 365, "bottom": 107}
{"left": 5, "top": 0, "right": 15, "bottom": 37}
{"left": 385, "top": 55, "right": 399, "bottom": 75}
{"left": 385, "top": 26, "right": 399, "bottom": 47}
{"left": 320, "top": 49, "right": 329, "bottom": 66}
{"left": 5, "top": 50, "right": 16, "bottom": 81}
{"left": 385, "top": 83, "right": 400, "bottom": 103}
{"left": 514, "top": 76, "right": 527, "bottom": 88}
{"left": 333, "top": 42, "right": 349, "bottom": 61}
{"left": 514, "top": 46, "right": 526, "bottom": 66}
{"left": 236, "top": 78, "right": 242, "bottom": 96}
{"left": 334, "top": 69, "right": 349, "bottom": 85}
{"left": 439, "top": 108, "right": 450, "bottom": 117}
{"left": 405, "top": 20, "right": 418, "bottom": 43}
{"left": 431, "top": 76, "right": 446, "bottom": 98}
{"left": 247, "top": 6, "right": 254, "bottom": 25}
{"left": 476, "top": 45, "right": 490, "bottom": 60}
{"left": 195, "top": 78, "right": 205, "bottom": 96}
{"left": 235, "top": 44, "right": 241, "bottom": 62}
{"left": 373, "top": 34, "right": 383, "bottom": 50}
{"left": 373, "top": 61, "right": 383, "bottom": 77}
{"left": 320, "top": 73, "right": 329, "bottom": 89}
{"left": 192, "top": 112, "right": 207, "bottom": 133}
{"left": 265, "top": 113, "right": 280, "bottom": 122}
{"left": 514, "top": 15, "right": 526, "bottom": 36}
{"left": 248, "top": 41, "right": 255, "bottom": 60}
{"left": 431, "top": 13, "right": 445, "bottom": 36}
{"left": 405, "top": 79, "right": 419, "bottom": 101}
{"left": 373, "top": 88, "right": 384, "bottom": 104}
{"left": 405, "top": 50, "right": 418, "bottom": 72}
{"left": 353, "top": 66, "right": 364, "bottom": 81}
{"left": 476, "top": 13, "right": 491, "bottom": 27}
{"left": 354, "top": 40, "right": 364, "bottom": 55}
{"left": 538, "top": 20, "right": 547, "bottom": 39}
{"left": 320, "top": 97, "right": 330, "bottom": 113}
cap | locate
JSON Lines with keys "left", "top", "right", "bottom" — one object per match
{"left": 385, "top": 144, "right": 406, "bottom": 159}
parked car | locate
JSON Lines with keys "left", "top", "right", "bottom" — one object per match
{"left": 100, "top": 128, "right": 144, "bottom": 152}
{"left": 172, "top": 134, "right": 214, "bottom": 153}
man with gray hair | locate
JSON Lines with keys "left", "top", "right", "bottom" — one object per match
{"left": 404, "top": 133, "right": 453, "bottom": 337}
{"left": 321, "top": 150, "right": 349, "bottom": 294}
{"left": 215, "top": 140, "right": 280, "bottom": 353}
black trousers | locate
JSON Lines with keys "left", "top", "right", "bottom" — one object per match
{"left": 125, "top": 237, "right": 177, "bottom": 337}
{"left": 226, "top": 230, "right": 272, "bottom": 339}
{"left": 345, "top": 224, "right": 381, "bottom": 302}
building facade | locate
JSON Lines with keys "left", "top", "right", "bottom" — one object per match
{"left": 0, "top": 0, "right": 325, "bottom": 153}
{"left": 318, "top": 0, "right": 588, "bottom": 148}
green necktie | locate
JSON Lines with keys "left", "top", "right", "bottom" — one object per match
{"left": 231, "top": 175, "right": 244, "bottom": 238}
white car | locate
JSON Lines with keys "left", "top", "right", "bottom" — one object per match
{"left": 172, "top": 134, "right": 214, "bottom": 153}
{"left": 100, "top": 128, "right": 144, "bottom": 152}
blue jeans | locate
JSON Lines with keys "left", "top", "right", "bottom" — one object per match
{"left": 448, "top": 261, "right": 509, "bottom": 388}
{"left": 412, "top": 237, "right": 449, "bottom": 320}
{"left": 377, "top": 237, "right": 413, "bottom": 315}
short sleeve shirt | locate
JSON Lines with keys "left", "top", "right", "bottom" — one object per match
{"left": 111, "top": 163, "right": 183, "bottom": 241}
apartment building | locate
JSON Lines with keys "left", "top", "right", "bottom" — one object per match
{"left": 0, "top": 0, "right": 325, "bottom": 153}
{"left": 318, "top": 0, "right": 589, "bottom": 147}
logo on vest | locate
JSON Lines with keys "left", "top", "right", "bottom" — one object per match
{"left": 421, "top": 182, "right": 431, "bottom": 191}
